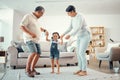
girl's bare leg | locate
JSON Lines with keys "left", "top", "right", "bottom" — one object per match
{"left": 51, "top": 59, "right": 54, "bottom": 73}
{"left": 56, "top": 59, "right": 60, "bottom": 74}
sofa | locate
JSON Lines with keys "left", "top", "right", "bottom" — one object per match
{"left": 7, "top": 41, "right": 78, "bottom": 69}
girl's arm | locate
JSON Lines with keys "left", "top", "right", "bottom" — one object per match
{"left": 59, "top": 37, "right": 63, "bottom": 45}
{"left": 40, "top": 28, "right": 50, "bottom": 42}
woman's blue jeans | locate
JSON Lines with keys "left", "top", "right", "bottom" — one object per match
{"left": 76, "top": 31, "right": 91, "bottom": 71}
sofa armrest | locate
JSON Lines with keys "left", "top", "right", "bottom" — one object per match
{"left": 7, "top": 46, "right": 18, "bottom": 66}
{"left": 109, "top": 47, "right": 120, "bottom": 61}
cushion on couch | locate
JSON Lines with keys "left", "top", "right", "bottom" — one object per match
{"left": 40, "top": 41, "right": 68, "bottom": 52}
{"left": 58, "top": 42, "right": 67, "bottom": 52}
{"left": 18, "top": 52, "right": 50, "bottom": 58}
{"left": 40, "top": 41, "right": 51, "bottom": 52}
{"left": 67, "top": 46, "right": 76, "bottom": 52}
{"left": 16, "top": 47, "right": 24, "bottom": 53}
{"left": 21, "top": 45, "right": 29, "bottom": 53}
{"left": 18, "top": 52, "right": 75, "bottom": 58}
{"left": 11, "top": 41, "right": 25, "bottom": 53}
{"left": 60, "top": 52, "right": 75, "bottom": 58}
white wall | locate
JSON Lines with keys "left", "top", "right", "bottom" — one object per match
{"left": 0, "top": 21, "right": 2, "bottom": 36}
{"left": 13, "top": 10, "right": 24, "bottom": 41}
{"left": 85, "top": 14, "right": 120, "bottom": 42}
{"left": 13, "top": 13, "right": 120, "bottom": 42}
{"left": 39, "top": 14, "right": 120, "bottom": 42}
{"left": 0, "top": 9, "right": 14, "bottom": 49}
{"left": 1, "top": 9, "right": 119, "bottom": 49}
{"left": 39, "top": 15, "right": 71, "bottom": 41}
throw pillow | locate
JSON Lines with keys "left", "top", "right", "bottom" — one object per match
{"left": 21, "top": 45, "right": 29, "bottom": 53}
{"left": 11, "top": 41, "right": 25, "bottom": 53}
{"left": 16, "top": 46, "right": 24, "bottom": 53}
{"left": 58, "top": 42, "right": 67, "bottom": 52}
{"left": 40, "top": 41, "right": 50, "bottom": 52}
{"left": 67, "top": 46, "right": 76, "bottom": 52}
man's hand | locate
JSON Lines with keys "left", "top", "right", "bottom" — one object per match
{"left": 30, "top": 33, "right": 37, "bottom": 38}
{"left": 65, "top": 35, "right": 70, "bottom": 39}
{"left": 45, "top": 31, "right": 49, "bottom": 36}
{"left": 40, "top": 27, "right": 45, "bottom": 32}
{"left": 20, "top": 26, "right": 37, "bottom": 38}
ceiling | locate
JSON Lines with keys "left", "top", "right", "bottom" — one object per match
{"left": 0, "top": 0, "right": 120, "bottom": 15}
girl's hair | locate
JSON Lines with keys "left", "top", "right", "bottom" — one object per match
{"left": 52, "top": 32, "right": 60, "bottom": 39}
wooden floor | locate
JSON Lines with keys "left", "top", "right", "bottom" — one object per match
{"left": 88, "top": 58, "right": 120, "bottom": 74}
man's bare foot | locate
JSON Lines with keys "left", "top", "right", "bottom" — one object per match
{"left": 73, "top": 70, "right": 82, "bottom": 75}
{"left": 78, "top": 71, "right": 87, "bottom": 76}
{"left": 25, "top": 71, "right": 34, "bottom": 77}
{"left": 32, "top": 69, "right": 40, "bottom": 75}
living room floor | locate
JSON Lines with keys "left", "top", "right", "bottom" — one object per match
{"left": 88, "top": 58, "right": 120, "bottom": 74}
{"left": 1, "top": 57, "right": 120, "bottom": 80}
{"left": 7, "top": 57, "right": 120, "bottom": 74}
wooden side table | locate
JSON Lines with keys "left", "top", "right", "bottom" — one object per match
{"left": 0, "top": 51, "right": 6, "bottom": 69}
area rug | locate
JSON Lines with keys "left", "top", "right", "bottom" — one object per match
{"left": 2, "top": 66, "right": 120, "bottom": 80}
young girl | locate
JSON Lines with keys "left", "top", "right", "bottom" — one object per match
{"left": 46, "top": 32, "right": 63, "bottom": 74}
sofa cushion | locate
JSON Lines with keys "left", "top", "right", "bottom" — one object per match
{"left": 18, "top": 52, "right": 75, "bottom": 58}
{"left": 40, "top": 42, "right": 68, "bottom": 52}
{"left": 60, "top": 52, "right": 75, "bottom": 58}
{"left": 40, "top": 42, "right": 50, "bottom": 52}
{"left": 67, "top": 46, "right": 76, "bottom": 52}
{"left": 18, "top": 52, "right": 30, "bottom": 58}
{"left": 16, "top": 47, "right": 24, "bottom": 53}
{"left": 11, "top": 41, "right": 25, "bottom": 53}
{"left": 58, "top": 42, "right": 67, "bottom": 52}
{"left": 18, "top": 52, "right": 50, "bottom": 58}
{"left": 21, "top": 45, "right": 29, "bottom": 53}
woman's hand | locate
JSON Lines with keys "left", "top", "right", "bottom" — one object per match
{"left": 60, "top": 34, "right": 65, "bottom": 39}
{"left": 65, "top": 35, "right": 70, "bottom": 39}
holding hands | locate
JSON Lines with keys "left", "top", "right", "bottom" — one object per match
{"left": 60, "top": 34, "right": 70, "bottom": 40}
{"left": 65, "top": 35, "right": 70, "bottom": 39}
{"left": 40, "top": 27, "right": 49, "bottom": 36}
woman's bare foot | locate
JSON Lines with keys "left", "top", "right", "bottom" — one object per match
{"left": 78, "top": 71, "right": 87, "bottom": 76}
{"left": 51, "top": 71, "right": 54, "bottom": 74}
{"left": 56, "top": 72, "right": 60, "bottom": 74}
{"left": 73, "top": 70, "right": 82, "bottom": 75}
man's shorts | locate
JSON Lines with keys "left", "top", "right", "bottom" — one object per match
{"left": 26, "top": 40, "right": 41, "bottom": 54}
